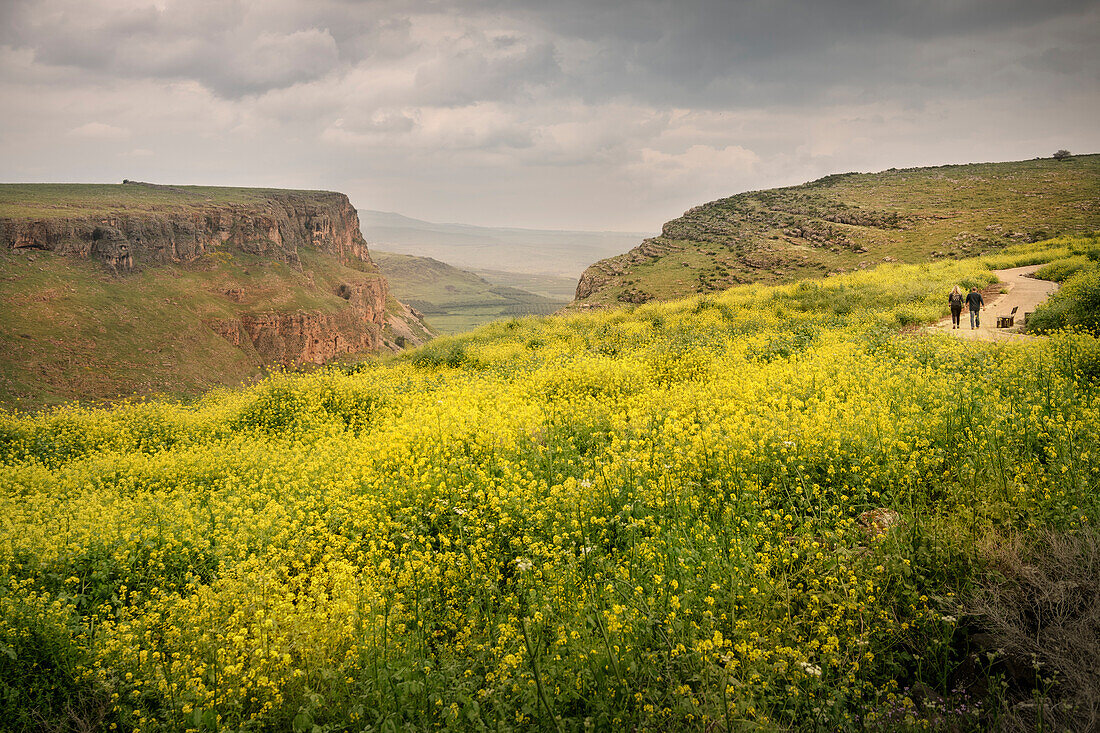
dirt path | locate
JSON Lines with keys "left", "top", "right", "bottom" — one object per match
{"left": 928, "top": 264, "right": 1059, "bottom": 342}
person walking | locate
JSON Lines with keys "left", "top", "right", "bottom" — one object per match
{"left": 965, "top": 286, "right": 985, "bottom": 329}
{"left": 948, "top": 286, "right": 964, "bottom": 329}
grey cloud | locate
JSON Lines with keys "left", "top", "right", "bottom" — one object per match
{"left": 486, "top": 0, "right": 1100, "bottom": 108}
{"left": 226, "top": 29, "right": 341, "bottom": 93}
{"left": 7, "top": 0, "right": 1095, "bottom": 108}
{"left": 335, "top": 18, "right": 417, "bottom": 62}
{"left": 1022, "top": 47, "right": 1086, "bottom": 75}
{"left": 329, "top": 109, "right": 418, "bottom": 137}
{"left": 498, "top": 0, "right": 1096, "bottom": 47}
{"left": 1, "top": 0, "right": 1098, "bottom": 231}
{"left": 1, "top": 0, "right": 344, "bottom": 97}
{"left": 365, "top": 110, "right": 418, "bottom": 134}
{"left": 414, "top": 36, "right": 560, "bottom": 106}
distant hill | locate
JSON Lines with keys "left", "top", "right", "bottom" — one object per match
{"left": 573, "top": 155, "right": 1100, "bottom": 306}
{"left": 373, "top": 251, "right": 568, "bottom": 334}
{"left": 359, "top": 210, "right": 650, "bottom": 278}
{"left": 0, "top": 182, "right": 431, "bottom": 411}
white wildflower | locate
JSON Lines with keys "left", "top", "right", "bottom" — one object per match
{"left": 797, "top": 660, "right": 822, "bottom": 677}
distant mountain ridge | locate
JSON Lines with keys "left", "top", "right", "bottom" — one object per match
{"left": 359, "top": 209, "right": 650, "bottom": 278}
{"left": 572, "top": 155, "right": 1100, "bottom": 306}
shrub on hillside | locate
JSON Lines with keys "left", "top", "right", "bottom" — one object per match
{"left": 1026, "top": 266, "right": 1100, "bottom": 335}
{"left": 1035, "top": 255, "right": 1094, "bottom": 283}
{"left": 406, "top": 337, "right": 470, "bottom": 369}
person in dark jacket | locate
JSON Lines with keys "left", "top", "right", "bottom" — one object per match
{"left": 948, "top": 286, "right": 964, "bottom": 329}
{"left": 965, "top": 287, "right": 985, "bottom": 329}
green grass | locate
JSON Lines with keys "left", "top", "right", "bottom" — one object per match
{"left": 1034, "top": 254, "right": 1097, "bottom": 283}
{"left": 373, "top": 251, "right": 568, "bottom": 334}
{"left": 0, "top": 247, "right": 389, "bottom": 412}
{"left": 0, "top": 182, "right": 343, "bottom": 220}
{"left": 1024, "top": 239, "right": 1100, "bottom": 335}
{"left": 577, "top": 155, "right": 1100, "bottom": 305}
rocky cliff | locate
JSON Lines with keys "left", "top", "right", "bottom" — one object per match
{"left": 0, "top": 183, "right": 433, "bottom": 408}
{"left": 1, "top": 183, "right": 374, "bottom": 273}
{"left": 206, "top": 277, "right": 391, "bottom": 367}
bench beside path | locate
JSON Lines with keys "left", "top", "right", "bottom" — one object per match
{"left": 928, "top": 264, "right": 1060, "bottom": 342}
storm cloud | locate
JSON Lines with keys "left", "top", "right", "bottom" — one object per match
{"left": 1, "top": 0, "right": 1097, "bottom": 230}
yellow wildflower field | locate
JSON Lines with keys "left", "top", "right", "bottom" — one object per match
{"left": 2, "top": 236, "right": 1098, "bottom": 731}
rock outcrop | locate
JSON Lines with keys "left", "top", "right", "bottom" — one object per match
{"left": 207, "top": 278, "right": 390, "bottom": 367}
{"left": 0, "top": 183, "right": 430, "bottom": 371}
{"left": 0, "top": 187, "right": 373, "bottom": 274}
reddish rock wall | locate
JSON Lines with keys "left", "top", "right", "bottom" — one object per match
{"left": 207, "top": 278, "right": 389, "bottom": 367}
{"left": 1, "top": 188, "right": 400, "bottom": 366}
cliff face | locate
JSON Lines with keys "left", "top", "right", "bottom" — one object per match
{"left": 0, "top": 188, "right": 373, "bottom": 274}
{"left": 207, "top": 278, "right": 389, "bottom": 367}
{"left": 0, "top": 184, "right": 428, "bottom": 377}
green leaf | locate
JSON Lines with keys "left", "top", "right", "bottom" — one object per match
{"left": 292, "top": 712, "right": 313, "bottom": 733}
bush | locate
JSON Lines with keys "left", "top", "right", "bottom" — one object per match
{"left": 1027, "top": 267, "right": 1100, "bottom": 335}
{"left": 407, "top": 338, "right": 469, "bottom": 369}
{"left": 1035, "top": 256, "right": 1094, "bottom": 283}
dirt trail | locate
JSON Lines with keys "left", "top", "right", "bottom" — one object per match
{"left": 929, "top": 264, "right": 1059, "bottom": 342}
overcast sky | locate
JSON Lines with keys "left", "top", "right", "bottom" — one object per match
{"left": 2, "top": 0, "right": 1098, "bottom": 231}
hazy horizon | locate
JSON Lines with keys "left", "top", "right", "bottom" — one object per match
{"left": 359, "top": 207, "right": 648, "bottom": 276}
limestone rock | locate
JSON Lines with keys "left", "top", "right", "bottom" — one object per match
{"left": 0, "top": 190, "right": 376, "bottom": 274}
{"left": 1, "top": 187, "right": 427, "bottom": 370}
{"left": 858, "top": 508, "right": 902, "bottom": 538}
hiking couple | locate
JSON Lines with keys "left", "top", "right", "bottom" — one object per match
{"left": 948, "top": 286, "right": 985, "bottom": 329}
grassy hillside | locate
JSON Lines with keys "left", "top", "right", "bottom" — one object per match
{"left": 575, "top": 155, "right": 1100, "bottom": 306}
{"left": 373, "top": 251, "right": 568, "bottom": 334}
{"left": 3, "top": 237, "right": 1098, "bottom": 731}
{"left": 0, "top": 248, "right": 404, "bottom": 412}
{"left": 0, "top": 182, "right": 437, "bottom": 411}
{"left": 0, "top": 182, "right": 340, "bottom": 219}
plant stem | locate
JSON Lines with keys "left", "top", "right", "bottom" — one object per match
{"left": 521, "top": 618, "right": 562, "bottom": 733}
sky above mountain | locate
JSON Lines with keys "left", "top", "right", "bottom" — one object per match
{"left": 1, "top": 0, "right": 1097, "bottom": 231}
